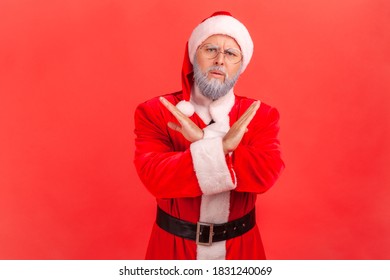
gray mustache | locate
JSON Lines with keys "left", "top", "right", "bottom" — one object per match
{"left": 206, "top": 66, "right": 227, "bottom": 76}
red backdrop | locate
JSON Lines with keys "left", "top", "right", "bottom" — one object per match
{"left": 0, "top": 0, "right": 389, "bottom": 259}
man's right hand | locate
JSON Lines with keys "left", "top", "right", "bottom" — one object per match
{"left": 222, "top": 100, "right": 260, "bottom": 154}
{"left": 159, "top": 97, "right": 204, "bottom": 143}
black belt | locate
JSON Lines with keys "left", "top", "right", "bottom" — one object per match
{"left": 156, "top": 206, "right": 256, "bottom": 246}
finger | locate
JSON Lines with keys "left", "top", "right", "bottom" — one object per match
{"left": 167, "top": 121, "right": 181, "bottom": 131}
{"left": 243, "top": 100, "right": 260, "bottom": 119}
{"left": 159, "top": 97, "right": 179, "bottom": 114}
{"left": 236, "top": 100, "right": 259, "bottom": 122}
{"left": 232, "top": 110, "right": 258, "bottom": 134}
{"left": 240, "top": 112, "right": 256, "bottom": 130}
{"left": 235, "top": 100, "right": 260, "bottom": 127}
{"left": 159, "top": 97, "right": 185, "bottom": 120}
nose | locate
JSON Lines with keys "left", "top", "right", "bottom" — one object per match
{"left": 214, "top": 51, "right": 225, "bottom": 65}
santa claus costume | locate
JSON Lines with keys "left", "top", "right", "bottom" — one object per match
{"left": 134, "top": 11, "right": 284, "bottom": 260}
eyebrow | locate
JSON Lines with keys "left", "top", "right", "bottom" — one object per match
{"left": 210, "top": 42, "right": 241, "bottom": 50}
{"left": 203, "top": 43, "right": 240, "bottom": 50}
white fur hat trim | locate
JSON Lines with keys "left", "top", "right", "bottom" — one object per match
{"left": 188, "top": 14, "right": 253, "bottom": 73}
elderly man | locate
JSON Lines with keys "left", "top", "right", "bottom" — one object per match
{"left": 134, "top": 11, "right": 284, "bottom": 260}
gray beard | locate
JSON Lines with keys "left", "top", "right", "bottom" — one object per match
{"left": 193, "top": 57, "right": 242, "bottom": 101}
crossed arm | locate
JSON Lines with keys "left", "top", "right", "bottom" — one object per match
{"left": 159, "top": 96, "right": 260, "bottom": 153}
{"left": 134, "top": 96, "right": 283, "bottom": 198}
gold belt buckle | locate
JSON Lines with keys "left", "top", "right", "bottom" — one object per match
{"left": 196, "top": 222, "right": 214, "bottom": 246}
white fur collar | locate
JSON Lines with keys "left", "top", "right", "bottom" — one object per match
{"left": 190, "top": 85, "right": 235, "bottom": 124}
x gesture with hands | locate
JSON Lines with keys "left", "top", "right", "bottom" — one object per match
{"left": 159, "top": 97, "right": 260, "bottom": 154}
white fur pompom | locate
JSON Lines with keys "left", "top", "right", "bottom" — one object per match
{"left": 176, "top": 100, "right": 195, "bottom": 117}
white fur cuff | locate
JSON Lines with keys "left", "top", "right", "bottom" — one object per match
{"left": 190, "top": 137, "right": 235, "bottom": 195}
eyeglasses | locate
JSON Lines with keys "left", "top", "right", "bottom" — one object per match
{"left": 198, "top": 43, "right": 243, "bottom": 64}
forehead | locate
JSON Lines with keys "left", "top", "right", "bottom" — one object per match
{"left": 201, "top": 34, "right": 241, "bottom": 50}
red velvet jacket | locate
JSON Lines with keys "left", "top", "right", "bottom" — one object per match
{"left": 134, "top": 90, "right": 284, "bottom": 259}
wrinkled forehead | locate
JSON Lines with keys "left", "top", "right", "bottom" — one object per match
{"left": 199, "top": 34, "right": 241, "bottom": 50}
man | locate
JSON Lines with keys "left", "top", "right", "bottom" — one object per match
{"left": 134, "top": 11, "right": 284, "bottom": 260}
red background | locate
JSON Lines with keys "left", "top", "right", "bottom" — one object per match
{"left": 1, "top": 0, "right": 389, "bottom": 259}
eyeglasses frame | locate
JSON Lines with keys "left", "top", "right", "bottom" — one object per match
{"left": 197, "top": 43, "right": 243, "bottom": 64}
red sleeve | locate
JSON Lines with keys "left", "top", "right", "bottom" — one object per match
{"left": 134, "top": 98, "right": 202, "bottom": 199}
{"left": 232, "top": 104, "right": 285, "bottom": 193}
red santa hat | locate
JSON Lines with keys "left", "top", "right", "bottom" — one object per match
{"left": 189, "top": 11, "right": 253, "bottom": 74}
{"left": 176, "top": 11, "right": 254, "bottom": 117}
